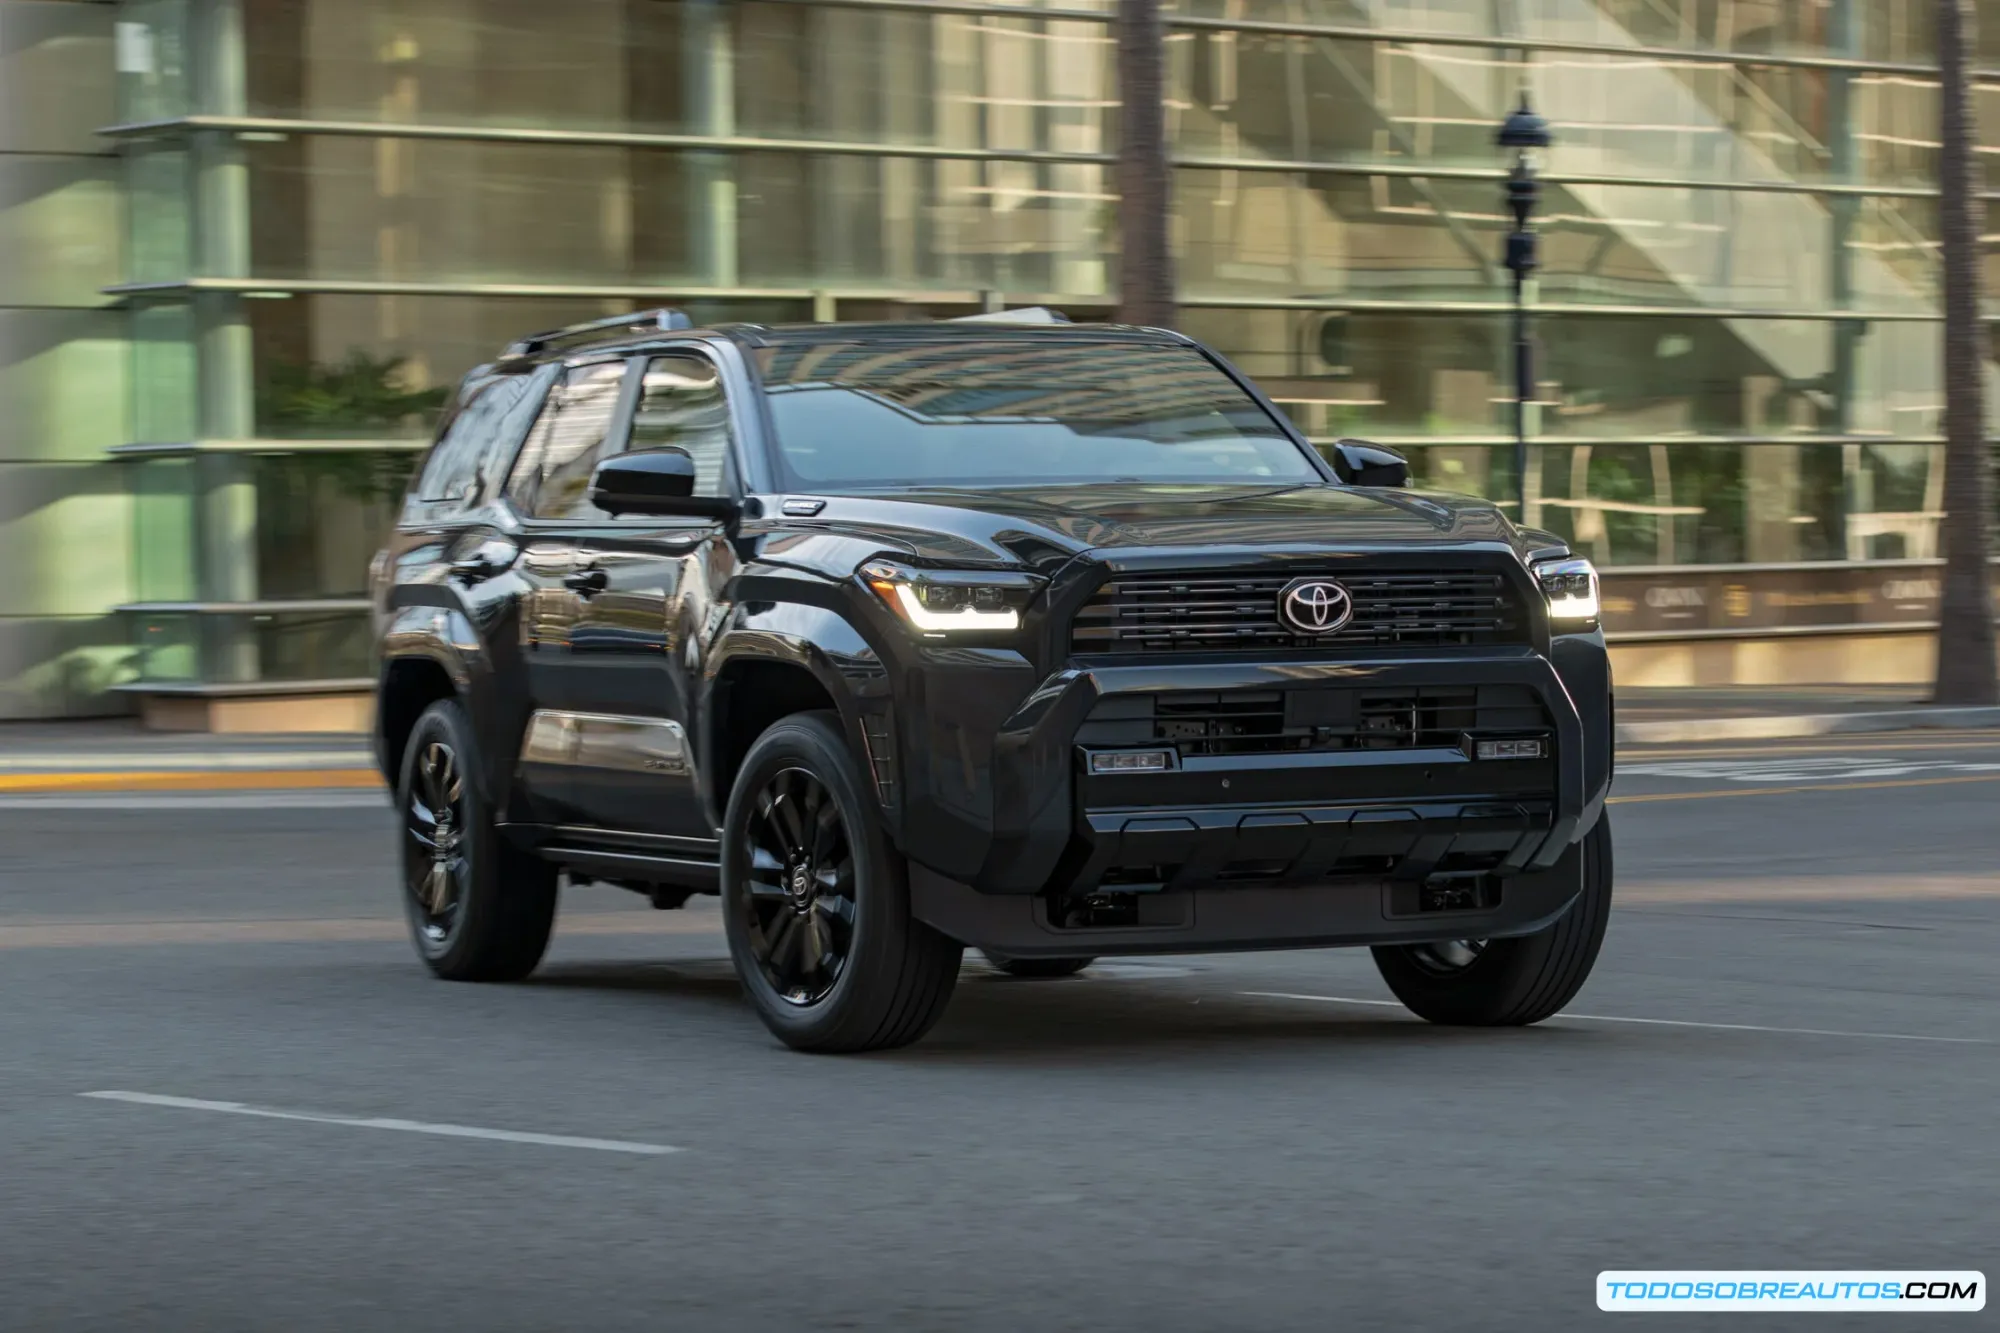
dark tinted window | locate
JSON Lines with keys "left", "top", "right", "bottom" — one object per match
{"left": 630, "top": 354, "right": 733, "bottom": 498}
{"left": 413, "top": 368, "right": 550, "bottom": 509}
{"left": 506, "top": 360, "right": 632, "bottom": 519}
{"left": 757, "top": 339, "right": 1315, "bottom": 489}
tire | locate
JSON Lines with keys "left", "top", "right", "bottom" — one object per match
{"left": 721, "top": 711, "right": 962, "bottom": 1053}
{"left": 397, "top": 698, "right": 558, "bottom": 983}
{"left": 981, "top": 951, "right": 1095, "bottom": 979}
{"left": 1371, "top": 813, "right": 1613, "bottom": 1026}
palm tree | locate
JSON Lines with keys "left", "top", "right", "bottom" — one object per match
{"left": 1116, "top": 0, "right": 1175, "bottom": 328}
{"left": 1933, "top": 0, "right": 1997, "bottom": 704}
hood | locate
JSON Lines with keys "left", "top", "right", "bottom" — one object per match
{"left": 776, "top": 483, "right": 1527, "bottom": 573}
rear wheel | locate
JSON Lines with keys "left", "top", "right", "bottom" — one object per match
{"left": 721, "top": 712, "right": 962, "bottom": 1053}
{"left": 981, "top": 951, "right": 1095, "bottom": 979}
{"left": 398, "top": 698, "right": 557, "bottom": 982}
{"left": 1371, "top": 814, "right": 1612, "bottom": 1026}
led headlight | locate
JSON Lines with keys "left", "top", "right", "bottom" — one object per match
{"left": 1532, "top": 555, "right": 1601, "bottom": 627}
{"left": 860, "top": 560, "right": 1034, "bottom": 635}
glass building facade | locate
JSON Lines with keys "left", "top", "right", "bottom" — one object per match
{"left": 3, "top": 0, "right": 1999, "bottom": 715}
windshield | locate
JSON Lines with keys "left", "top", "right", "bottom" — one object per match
{"left": 756, "top": 338, "right": 1319, "bottom": 489}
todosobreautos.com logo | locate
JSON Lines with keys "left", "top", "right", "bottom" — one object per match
{"left": 1598, "top": 1272, "right": 1985, "bottom": 1312}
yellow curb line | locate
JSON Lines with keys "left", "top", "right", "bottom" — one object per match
{"left": 0, "top": 769, "right": 384, "bottom": 794}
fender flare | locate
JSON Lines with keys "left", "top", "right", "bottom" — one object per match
{"left": 699, "top": 601, "right": 890, "bottom": 829}
{"left": 377, "top": 601, "right": 497, "bottom": 796}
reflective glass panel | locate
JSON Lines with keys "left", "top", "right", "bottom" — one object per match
{"left": 115, "top": 0, "right": 190, "bottom": 123}
{"left": 632, "top": 355, "right": 734, "bottom": 499}
{"left": 759, "top": 337, "right": 1315, "bottom": 488}
{"left": 254, "top": 452, "right": 417, "bottom": 598}
{"left": 245, "top": 295, "right": 807, "bottom": 439}
{"left": 243, "top": 0, "right": 1111, "bottom": 148}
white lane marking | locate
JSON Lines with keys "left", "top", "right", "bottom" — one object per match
{"left": 1238, "top": 992, "right": 1994, "bottom": 1045}
{"left": 1619, "top": 756, "right": 2000, "bottom": 783}
{"left": 80, "top": 1091, "right": 682, "bottom": 1156}
{"left": 0, "top": 794, "right": 389, "bottom": 811}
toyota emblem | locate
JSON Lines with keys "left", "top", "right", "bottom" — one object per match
{"left": 1278, "top": 578, "right": 1354, "bottom": 635}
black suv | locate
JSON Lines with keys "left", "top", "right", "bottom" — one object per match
{"left": 372, "top": 307, "right": 1613, "bottom": 1052}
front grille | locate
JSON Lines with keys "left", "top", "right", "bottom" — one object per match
{"left": 1080, "top": 685, "right": 1551, "bottom": 758}
{"left": 1070, "top": 569, "right": 1525, "bottom": 654}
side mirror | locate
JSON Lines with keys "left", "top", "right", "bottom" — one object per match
{"left": 590, "top": 448, "right": 738, "bottom": 520}
{"left": 1329, "top": 438, "right": 1410, "bottom": 488}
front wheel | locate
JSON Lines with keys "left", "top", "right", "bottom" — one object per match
{"left": 397, "top": 698, "right": 557, "bottom": 982}
{"left": 1371, "top": 814, "right": 1612, "bottom": 1026}
{"left": 721, "top": 712, "right": 962, "bottom": 1053}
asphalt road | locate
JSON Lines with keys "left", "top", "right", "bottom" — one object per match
{"left": 2, "top": 733, "right": 1997, "bottom": 1331}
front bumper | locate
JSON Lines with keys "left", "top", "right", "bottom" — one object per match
{"left": 908, "top": 835, "right": 1590, "bottom": 958}
{"left": 895, "top": 645, "right": 1610, "bottom": 952}
{"left": 904, "top": 649, "right": 1591, "bottom": 886}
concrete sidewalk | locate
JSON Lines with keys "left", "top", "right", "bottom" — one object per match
{"left": 0, "top": 720, "right": 377, "bottom": 793}
{"left": 1615, "top": 686, "right": 2000, "bottom": 744}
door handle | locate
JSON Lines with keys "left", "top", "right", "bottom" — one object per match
{"left": 564, "top": 566, "right": 610, "bottom": 596}
{"left": 449, "top": 537, "right": 519, "bottom": 584}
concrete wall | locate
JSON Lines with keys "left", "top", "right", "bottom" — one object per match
{"left": 0, "top": 0, "right": 132, "bottom": 719}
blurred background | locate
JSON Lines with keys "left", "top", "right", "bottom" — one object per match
{"left": 4, "top": 0, "right": 1998, "bottom": 725}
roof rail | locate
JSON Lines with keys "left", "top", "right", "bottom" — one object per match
{"left": 948, "top": 307, "right": 1071, "bottom": 325}
{"left": 501, "top": 307, "right": 695, "bottom": 359}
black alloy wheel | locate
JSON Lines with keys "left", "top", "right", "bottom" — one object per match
{"left": 721, "top": 711, "right": 962, "bottom": 1053}
{"left": 739, "top": 767, "right": 859, "bottom": 1007}
{"left": 405, "top": 738, "right": 468, "bottom": 949}
{"left": 395, "top": 698, "right": 558, "bottom": 983}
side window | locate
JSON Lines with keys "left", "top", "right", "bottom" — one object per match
{"left": 506, "top": 360, "right": 632, "bottom": 520}
{"left": 413, "top": 370, "right": 547, "bottom": 510}
{"left": 631, "top": 353, "right": 733, "bottom": 498}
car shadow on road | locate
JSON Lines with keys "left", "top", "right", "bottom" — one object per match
{"left": 524, "top": 955, "right": 1599, "bottom": 1065}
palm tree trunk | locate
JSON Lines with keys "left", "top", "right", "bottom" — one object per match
{"left": 1933, "top": 0, "right": 1998, "bottom": 704}
{"left": 1116, "top": 0, "right": 1175, "bottom": 328}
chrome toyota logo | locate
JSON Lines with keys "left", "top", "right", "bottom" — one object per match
{"left": 1279, "top": 578, "right": 1354, "bottom": 635}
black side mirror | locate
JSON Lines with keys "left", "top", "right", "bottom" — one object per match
{"left": 1329, "top": 438, "right": 1410, "bottom": 488}
{"left": 590, "top": 448, "right": 738, "bottom": 520}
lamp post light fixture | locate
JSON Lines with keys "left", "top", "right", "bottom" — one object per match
{"left": 1497, "top": 92, "right": 1551, "bottom": 521}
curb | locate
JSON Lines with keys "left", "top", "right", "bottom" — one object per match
{"left": 0, "top": 769, "right": 383, "bottom": 795}
{"left": 0, "top": 749, "right": 373, "bottom": 775}
{"left": 1617, "top": 706, "right": 2000, "bottom": 745}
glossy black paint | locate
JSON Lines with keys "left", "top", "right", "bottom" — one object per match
{"left": 591, "top": 447, "right": 740, "bottom": 521}
{"left": 1328, "top": 438, "right": 1412, "bottom": 488}
{"left": 371, "top": 319, "right": 1614, "bottom": 954}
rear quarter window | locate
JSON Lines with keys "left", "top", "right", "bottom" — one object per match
{"left": 407, "top": 367, "right": 553, "bottom": 519}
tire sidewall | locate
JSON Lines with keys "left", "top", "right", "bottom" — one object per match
{"left": 720, "top": 713, "right": 901, "bottom": 1042}
{"left": 1373, "top": 813, "right": 1613, "bottom": 1025}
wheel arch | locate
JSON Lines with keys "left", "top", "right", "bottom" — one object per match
{"left": 376, "top": 604, "right": 486, "bottom": 787}
{"left": 376, "top": 655, "right": 461, "bottom": 787}
{"left": 701, "top": 606, "right": 889, "bottom": 833}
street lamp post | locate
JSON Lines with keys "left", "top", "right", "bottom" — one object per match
{"left": 1498, "top": 93, "right": 1551, "bottom": 522}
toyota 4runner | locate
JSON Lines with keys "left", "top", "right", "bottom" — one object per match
{"left": 371, "top": 307, "right": 1614, "bottom": 1052}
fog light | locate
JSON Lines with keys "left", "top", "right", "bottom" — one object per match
{"left": 1475, "top": 738, "right": 1545, "bottom": 761}
{"left": 1089, "top": 749, "right": 1173, "bottom": 774}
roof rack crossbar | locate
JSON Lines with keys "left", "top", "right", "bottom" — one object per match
{"left": 502, "top": 307, "right": 694, "bottom": 358}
